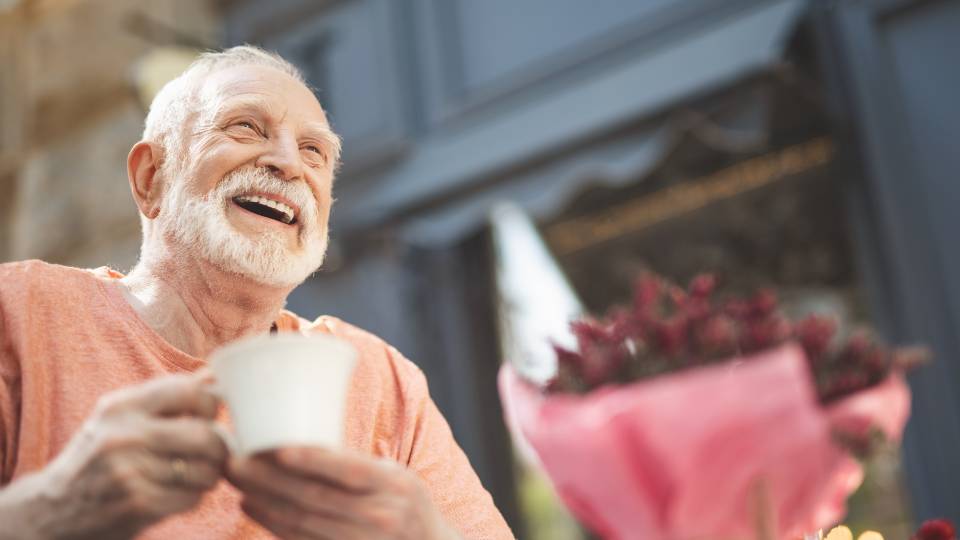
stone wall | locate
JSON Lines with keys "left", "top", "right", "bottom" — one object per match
{"left": 0, "top": 0, "right": 219, "bottom": 270}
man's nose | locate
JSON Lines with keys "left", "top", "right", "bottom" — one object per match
{"left": 255, "top": 133, "right": 303, "bottom": 181}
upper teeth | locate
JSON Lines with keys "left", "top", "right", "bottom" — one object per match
{"left": 236, "top": 195, "right": 295, "bottom": 224}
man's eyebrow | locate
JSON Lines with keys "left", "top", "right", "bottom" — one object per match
{"left": 301, "top": 122, "right": 343, "bottom": 162}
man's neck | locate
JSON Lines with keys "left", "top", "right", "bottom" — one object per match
{"left": 119, "top": 251, "right": 294, "bottom": 359}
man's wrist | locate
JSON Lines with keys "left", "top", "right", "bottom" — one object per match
{"left": 0, "top": 472, "right": 53, "bottom": 540}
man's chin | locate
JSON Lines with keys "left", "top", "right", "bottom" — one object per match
{"left": 236, "top": 254, "right": 323, "bottom": 287}
{"left": 219, "top": 261, "right": 321, "bottom": 289}
{"left": 198, "top": 236, "right": 325, "bottom": 289}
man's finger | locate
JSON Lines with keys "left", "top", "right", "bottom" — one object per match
{"left": 241, "top": 494, "right": 316, "bottom": 540}
{"left": 144, "top": 417, "right": 229, "bottom": 464}
{"left": 227, "top": 455, "right": 360, "bottom": 521}
{"left": 123, "top": 473, "right": 206, "bottom": 520}
{"left": 241, "top": 490, "right": 360, "bottom": 540}
{"left": 134, "top": 450, "right": 222, "bottom": 491}
{"left": 274, "top": 447, "right": 393, "bottom": 493}
{"left": 119, "top": 373, "right": 220, "bottom": 419}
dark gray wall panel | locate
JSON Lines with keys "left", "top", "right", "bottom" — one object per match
{"left": 884, "top": 0, "right": 960, "bottom": 323}
{"left": 264, "top": 0, "right": 411, "bottom": 175}
{"left": 882, "top": 3, "right": 960, "bottom": 518}
{"left": 415, "top": 0, "right": 769, "bottom": 127}
{"left": 812, "top": 0, "right": 960, "bottom": 523}
{"left": 453, "top": 0, "right": 673, "bottom": 92}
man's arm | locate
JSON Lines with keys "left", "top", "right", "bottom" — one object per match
{"left": 0, "top": 374, "right": 228, "bottom": 540}
{"left": 397, "top": 367, "right": 515, "bottom": 539}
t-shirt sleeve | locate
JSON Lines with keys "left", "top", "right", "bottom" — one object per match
{"left": 0, "top": 281, "right": 22, "bottom": 484}
{"left": 398, "top": 365, "right": 515, "bottom": 540}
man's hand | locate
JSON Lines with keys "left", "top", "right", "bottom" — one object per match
{"left": 227, "top": 447, "right": 461, "bottom": 540}
{"left": 0, "top": 373, "right": 228, "bottom": 540}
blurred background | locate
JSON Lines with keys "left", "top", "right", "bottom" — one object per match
{"left": 2, "top": 0, "right": 959, "bottom": 537}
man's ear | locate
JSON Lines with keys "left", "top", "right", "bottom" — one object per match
{"left": 127, "top": 141, "right": 164, "bottom": 219}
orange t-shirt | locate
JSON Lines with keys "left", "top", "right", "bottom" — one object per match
{"left": 0, "top": 260, "right": 514, "bottom": 539}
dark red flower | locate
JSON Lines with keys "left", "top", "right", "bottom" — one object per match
{"left": 549, "top": 344, "right": 587, "bottom": 392}
{"left": 547, "top": 270, "right": 927, "bottom": 405}
{"left": 740, "top": 314, "right": 792, "bottom": 354}
{"left": 567, "top": 321, "right": 630, "bottom": 388}
{"left": 684, "top": 297, "right": 712, "bottom": 323}
{"left": 912, "top": 519, "right": 956, "bottom": 540}
{"left": 667, "top": 285, "right": 688, "bottom": 310}
{"left": 581, "top": 345, "right": 628, "bottom": 388}
{"left": 571, "top": 320, "right": 617, "bottom": 352}
{"left": 795, "top": 315, "right": 837, "bottom": 363}
{"left": 552, "top": 345, "right": 583, "bottom": 374}
{"left": 688, "top": 274, "right": 717, "bottom": 299}
{"left": 695, "top": 315, "right": 738, "bottom": 358}
{"left": 654, "top": 317, "right": 689, "bottom": 358}
{"left": 724, "top": 299, "right": 751, "bottom": 319}
{"left": 633, "top": 274, "right": 662, "bottom": 313}
{"left": 608, "top": 307, "right": 641, "bottom": 342}
{"left": 844, "top": 331, "right": 872, "bottom": 358}
{"left": 748, "top": 289, "right": 778, "bottom": 318}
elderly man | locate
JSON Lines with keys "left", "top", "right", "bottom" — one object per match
{"left": 0, "top": 46, "right": 513, "bottom": 539}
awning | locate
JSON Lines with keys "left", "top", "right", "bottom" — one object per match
{"left": 334, "top": 0, "right": 806, "bottom": 245}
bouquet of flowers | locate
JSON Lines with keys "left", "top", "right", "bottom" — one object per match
{"left": 498, "top": 273, "right": 926, "bottom": 540}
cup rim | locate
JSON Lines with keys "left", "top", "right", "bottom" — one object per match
{"left": 209, "top": 332, "right": 357, "bottom": 367}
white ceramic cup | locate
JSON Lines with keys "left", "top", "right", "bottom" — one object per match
{"left": 209, "top": 333, "right": 357, "bottom": 456}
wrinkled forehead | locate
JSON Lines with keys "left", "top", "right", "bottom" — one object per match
{"left": 195, "top": 64, "right": 329, "bottom": 127}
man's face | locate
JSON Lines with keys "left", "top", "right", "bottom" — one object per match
{"left": 155, "top": 64, "right": 339, "bottom": 287}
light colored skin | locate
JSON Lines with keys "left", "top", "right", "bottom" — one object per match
{"left": 0, "top": 64, "right": 460, "bottom": 540}
{"left": 0, "top": 373, "right": 227, "bottom": 540}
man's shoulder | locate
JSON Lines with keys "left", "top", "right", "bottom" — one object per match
{"left": 1, "top": 258, "right": 51, "bottom": 275}
{"left": 293, "top": 314, "right": 426, "bottom": 390}
{"left": 1, "top": 259, "right": 91, "bottom": 279}
{"left": 304, "top": 315, "right": 391, "bottom": 348}
{"left": 0, "top": 259, "right": 101, "bottom": 304}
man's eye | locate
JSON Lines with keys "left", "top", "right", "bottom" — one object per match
{"left": 237, "top": 121, "right": 256, "bottom": 130}
{"left": 303, "top": 145, "right": 326, "bottom": 160}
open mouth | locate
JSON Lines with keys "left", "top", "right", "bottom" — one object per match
{"left": 232, "top": 195, "right": 297, "bottom": 225}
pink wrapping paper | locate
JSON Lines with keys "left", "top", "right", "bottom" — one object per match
{"left": 824, "top": 372, "right": 910, "bottom": 443}
{"left": 499, "top": 344, "right": 909, "bottom": 540}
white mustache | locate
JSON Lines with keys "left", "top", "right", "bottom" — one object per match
{"left": 213, "top": 168, "right": 316, "bottom": 224}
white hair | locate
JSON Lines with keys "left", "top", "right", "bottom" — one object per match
{"left": 143, "top": 45, "right": 308, "bottom": 167}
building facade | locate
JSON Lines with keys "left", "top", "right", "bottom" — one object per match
{"left": 225, "top": 0, "right": 960, "bottom": 532}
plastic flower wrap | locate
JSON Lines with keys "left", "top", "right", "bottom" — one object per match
{"left": 499, "top": 273, "right": 925, "bottom": 540}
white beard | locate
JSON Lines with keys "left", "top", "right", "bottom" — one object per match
{"left": 157, "top": 167, "right": 328, "bottom": 287}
